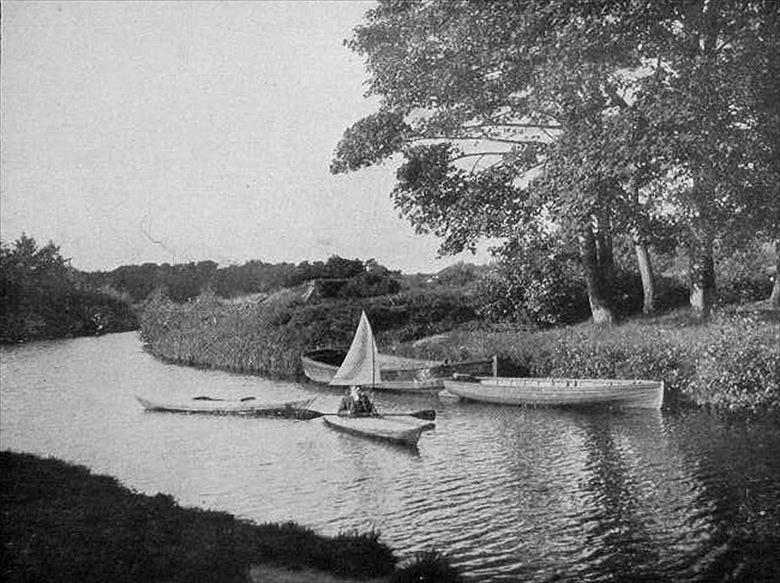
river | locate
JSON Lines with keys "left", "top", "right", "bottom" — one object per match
{"left": 1, "top": 331, "right": 779, "bottom": 581}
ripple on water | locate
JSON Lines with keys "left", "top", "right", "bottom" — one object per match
{"left": 3, "top": 333, "right": 780, "bottom": 582}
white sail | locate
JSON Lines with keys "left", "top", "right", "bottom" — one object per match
{"left": 329, "top": 310, "right": 382, "bottom": 386}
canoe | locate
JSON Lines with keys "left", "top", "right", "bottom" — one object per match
{"left": 323, "top": 414, "right": 435, "bottom": 447}
{"left": 443, "top": 376, "right": 664, "bottom": 409}
{"left": 302, "top": 348, "right": 497, "bottom": 392}
{"left": 136, "top": 395, "right": 316, "bottom": 418}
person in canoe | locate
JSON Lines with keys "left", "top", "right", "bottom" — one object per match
{"left": 338, "top": 386, "right": 378, "bottom": 417}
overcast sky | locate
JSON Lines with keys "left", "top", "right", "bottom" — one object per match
{"left": 1, "top": 0, "right": 492, "bottom": 273}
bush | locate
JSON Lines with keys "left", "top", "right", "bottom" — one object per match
{"left": 338, "top": 271, "right": 402, "bottom": 298}
{"left": 716, "top": 244, "right": 775, "bottom": 305}
{"left": 475, "top": 256, "right": 589, "bottom": 327}
{"left": 686, "top": 314, "right": 780, "bottom": 413}
{"left": 0, "top": 236, "right": 137, "bottom": 342}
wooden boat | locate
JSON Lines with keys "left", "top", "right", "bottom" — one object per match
{"left": 323, "top": 415, "right": 434, "bottom": 447}
{"left": 302, "top": 348, "right": 496, "bottom": 392}
{"left": 321, "top": 310, "right": 435, "bottom": 446}
{"left": 443, "top": 376, "right": 664, "bottom": 409}
{"left": 136, "top": 395, "right": 316, "bottom": 418}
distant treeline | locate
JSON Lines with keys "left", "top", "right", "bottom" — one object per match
{"left": 81, "top": 255, "right": 404, "bottom": 303}
{"left": 3, "top": 230, "right": 774, "bottom": 345}
{"left": 0, "top": 235, "right": 137, "bottom": 343}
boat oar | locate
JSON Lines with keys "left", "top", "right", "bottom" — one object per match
{"left": 384, "top": 410, "right": 436, "bottom": 421}
{"left": 297, "top": 409, "right": 436, "bottom": 421}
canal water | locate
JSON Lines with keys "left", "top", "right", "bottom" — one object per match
{"left": 1, "top": 332, "right": 778, "bottom": 581}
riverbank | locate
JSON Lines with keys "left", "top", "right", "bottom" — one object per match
{"left": 406, "top": 304, "right": 780, "bottom": 415}
{"left": 139, "top": 293, "right": 779, "bottom": 415}
{"left": 0, "top": 451, "right": 463, "bottom": 583}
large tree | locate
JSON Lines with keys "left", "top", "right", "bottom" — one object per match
{"left": 332, "top": 0, "right": 779, "bottom": 320}
{"left": 631, "top": 0, "right": 780, "bottom": 315}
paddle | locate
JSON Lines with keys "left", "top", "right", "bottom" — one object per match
{"left": 298, "top": 409, "right": 436, "bottom": 421}
{"left": 192, "top": 396, "right": 256, "bottom": 402}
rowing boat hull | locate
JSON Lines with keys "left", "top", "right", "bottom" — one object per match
{"left": 302, "top": 348, "right": 496, "bottom": 392}
{"left": 443, "top": 377, "right": 664, "bottom": 409}
{"left": 323, "top": 415, "right": 434, "bottom": 446}
{"left": 136, "top": 396, "right": 314, "bottom": 417}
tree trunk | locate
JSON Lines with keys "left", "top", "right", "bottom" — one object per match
{"left": 689, "top": 221, "right": 716, "bottom": 318}
{"left": 770, "top": 239, "right": 780, "bottom": 308}
{"left": 634, "top": 235, "right": 656, "bottom": 314}
{"left": 579, "top": 224, "right": 615, "bottom": 325}
{"left": 595, "top": 210, "right": 615, "bottom": 295}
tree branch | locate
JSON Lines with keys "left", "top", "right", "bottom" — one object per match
{"left": 463, "top": 121, "right": 562, "bottom": 131}
{"left": 450, "top": 151, "right": 509, "bottom": 162}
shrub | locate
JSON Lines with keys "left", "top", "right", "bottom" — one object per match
{"left": 686, "top": 314, "right": 780, "bottom": 414}
{"left": 716, "top": 244, "right": 775, "bottom": 305}
{"left": 338, "top": 271, "right": 402, "bottom": 298}
{"left": 474, "top": 257, "right": 589, "bottom": 327}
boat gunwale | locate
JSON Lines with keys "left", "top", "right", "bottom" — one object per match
{"left": 444, "top": 377, "right": 664, "bottom": 409}
{"left": 322, "top": 415, "right": 432, "bottom": 447}
{"left": 136, "top": 396, "right": 314, "bottom": 414}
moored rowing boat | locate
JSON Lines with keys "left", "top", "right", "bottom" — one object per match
{"left": 302, "top": 348, "right": 496, "bottom": 392}
{"left": 323, "top": 415, "right": 435, "bottom": 447}
{"left": 135, "top": 395, "right": 316, "bottom": 417}
{"left": 443, "top": 376, "right": 664, "bottom": 409}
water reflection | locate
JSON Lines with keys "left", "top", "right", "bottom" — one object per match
{"left": 2, "top": 332, "right": 779, "bottom": 582}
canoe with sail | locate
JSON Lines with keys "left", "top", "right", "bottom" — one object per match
{"left": 322, "top": 310, "right": 435, "bottom": 446}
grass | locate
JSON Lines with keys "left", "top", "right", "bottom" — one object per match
{"left": 1, "top": 451, "right": 465, "bottom": 583}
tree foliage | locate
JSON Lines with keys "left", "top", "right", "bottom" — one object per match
{"left": 0, "top": 235, "right": 136, "bottom": 342}
{"left": 332, "top": 0, "right": 780, "bottom": 319}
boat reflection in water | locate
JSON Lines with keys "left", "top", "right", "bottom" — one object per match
{"left": 417, "top": 404, "right": 777, "bottom": 582}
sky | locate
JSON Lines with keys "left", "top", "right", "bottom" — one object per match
{"left": 1, "top": 0, "right": 493, "bottom": 274}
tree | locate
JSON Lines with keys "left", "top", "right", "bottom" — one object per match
{"left": 333, "top": 0, "right": 780, "bottom": 320}
{"left": 630, "top": 0, "right": 780, "bottom": 315}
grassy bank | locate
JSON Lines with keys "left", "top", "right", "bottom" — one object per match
{"left": 138, "top": 291, "right": 779, "bottom": 415}
{"left": 0, "top": 451, "right": 463, "bottom": 583}
{"left": 406, "top": 308, "right": 780, "bottom": 415}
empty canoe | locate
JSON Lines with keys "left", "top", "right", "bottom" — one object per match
{"left": 302, "top": 348, "right": 496, "bottom": 392}
{"left": 323, "top": 415, "right": 435, "bottom": 446}
{"left": 443, "top": 376, "right": 664, "bottom": 409}
{"left": 136, "top": 395, "right": 315, "bottom": 417}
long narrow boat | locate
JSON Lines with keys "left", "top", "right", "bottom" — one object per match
{"left": 136, "top": 395, "right": 316, "bottom": 417}
{"left": 321, "top": 310, "right": 435, "bottom": 446}
{"left": 323, "top": 415, "right": 434, "bottom": 447}
{"left": 443, "top": 376, "right": 664, "bottom": 409}
{"left": 302, "top": 348, "right": 496, "bottom": 392}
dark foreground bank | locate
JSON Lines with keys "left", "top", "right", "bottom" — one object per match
{"left": 0, "top": 451, "right": 463, "bottom": 583}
